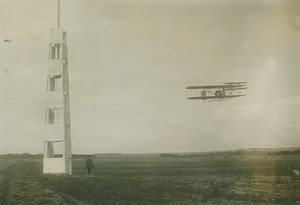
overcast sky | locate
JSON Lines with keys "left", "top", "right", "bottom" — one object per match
{"left": 1, "top": 0, "right": 300, "bottom": 154}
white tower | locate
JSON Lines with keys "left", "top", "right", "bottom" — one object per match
{"left": 43, "top": 0, "right": 72, "bottom": 175}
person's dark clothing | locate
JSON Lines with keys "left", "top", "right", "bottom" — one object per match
{"left": 86, "top": 157, "right": 94, "bottom": 175}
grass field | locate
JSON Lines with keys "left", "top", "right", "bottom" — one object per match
{"left": 0, "top": 155, "right": 300, "bottom": 205}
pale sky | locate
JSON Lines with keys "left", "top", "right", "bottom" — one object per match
{"left": 1, "top": 0, "right": 300, "bottom": 154}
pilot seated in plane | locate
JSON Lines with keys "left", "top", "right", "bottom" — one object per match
{"left": 215, "top": 90, "right": 224, "bottom": 97}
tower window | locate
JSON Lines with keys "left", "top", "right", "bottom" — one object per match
{"left": 49, "top": 77, "right": 55, "bottom": 91}
{"left": 48, "top": 108, "right": 55, "bottom": 124}
{"left": 44, "top": 141, "right": 63, "bottom": 158}
{"left": 47, "top": 75, "right": 62, "bottom": 92}
{"left": 45, "top": 107, "right": 64, "bottom": 125}
{"left": 49, "top": 43, "right": 62, "bottom": 60}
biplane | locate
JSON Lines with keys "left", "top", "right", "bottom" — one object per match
{"left": 186, "top": 82, "right": 248, "bottom": 100}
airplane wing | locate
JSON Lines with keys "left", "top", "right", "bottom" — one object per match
{"left": 223, "top": 82, "right": 247, "bottom": 85}
{"left": 186, "top": 85, "right": 226, "bottom": 89}
{"left": 186, "top": 84, "right": 246, "bottom": 89}
{"left": 187, "top": 94, "right": 246, "bottom": 100}
{"left": 224, "top": 87, "right": 248, "bottom": 90}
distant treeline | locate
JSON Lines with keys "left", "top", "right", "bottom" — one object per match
{"left": 0, "top": 153, "right": 43, "bottom": 159}
{"left": 268, "top": 149, "right": 300, "bottom": 156}
{"left": 1, "top": 150, "right": 300, "bottom": 159}
{"left": 160, "top": 149, "right": 300, "bottom": 158}
{"left": 0, "top": 153, "right": 93, "bottom": 159}
{"left": 73, "top": 154, "right": 95, "bottom": 158}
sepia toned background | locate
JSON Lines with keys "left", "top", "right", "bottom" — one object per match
{"left": 1, "top": 0, "right": 300, "bottom": 154}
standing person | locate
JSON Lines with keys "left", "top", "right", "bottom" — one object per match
{"left": 86, "top": 155, "right": 94, "bottom": 176}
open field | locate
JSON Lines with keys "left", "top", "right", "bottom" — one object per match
{"left": 0, "top": 155, "right": 300, "bottom": 205}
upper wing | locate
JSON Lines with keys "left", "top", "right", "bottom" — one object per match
{"left": 186, "top": 85, "right": 226, "bottom": 89}
{"left": 223, "top": 81, "right": 247, "bottom": 84}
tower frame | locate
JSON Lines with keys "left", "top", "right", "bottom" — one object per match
{"left": 43, "top": 0, "right": 72, "bottom": 175}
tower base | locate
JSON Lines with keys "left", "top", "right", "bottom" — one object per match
{"left": 43, "top": 158, "right": 72, "bottom": 175}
